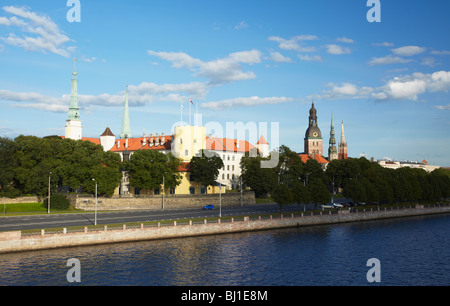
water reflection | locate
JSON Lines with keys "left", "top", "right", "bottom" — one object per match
{"left": 1, "top": 215, "right": 449, "bottom": 286}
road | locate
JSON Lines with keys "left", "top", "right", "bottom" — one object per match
{"left": 0, "top": 203, "right": 313, "bottom": 232}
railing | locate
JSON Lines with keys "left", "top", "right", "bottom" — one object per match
{"left": 19, "top": 202, "right": 450, "bottom": 238}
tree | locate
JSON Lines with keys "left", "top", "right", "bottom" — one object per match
{"left": 126, "top": 150, "right": 182, "bottom": 192}
{"left": 271, "top": 183, "right": 293, "bottom": 212}
{"left": 292, "top": 181, "right": 311, "bottom": 212}
{"left": 241, "top": 154, "right": 277, "bottom": 197}
{"left": 309, "top": 178, "right": 330, "bottom": 210}
{"left": 189, "top": 151, "right": 224, "bottom": 193}
{"left": 0, "top": 137, "right": 18, "bottom": 197}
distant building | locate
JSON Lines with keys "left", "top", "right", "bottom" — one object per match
{"left": 328, "top": 115, "right": 338, "bottom": 162}
{"left": 377, "top": 159, "right": 440, "bottom": 172}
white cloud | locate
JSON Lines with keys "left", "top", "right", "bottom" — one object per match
{"left": 298, "top": 54, "right": 323, "bottom": 62}
{"left": 0, "top": 6, "right": 74, "bottom": 57}
{"left": 268, "top": 35, "right": 318, "bottom": 52}
{"left": 313, "top": 83, "right": 373, "bottom": 100}
{"left": 201, "top": 96, "right": 293, "bottom": 110}
{"left": 435, "top": 104, "right": 450, "bottom": 110}
{"left": 372, "top": 42, "right": 394, "bottom": 47}
{"left": 325, "top": 44, "right": 351, "bottom": 55}
{"left": 148, "top": 49, "right": 262, "bottom": 85}
{"left": 312, "top": 71, "right": 450, "bottom": 102}
{"left": 431, "top": 50, "right": 450, "bottom": 55}
{"left": 373, "top": 71, "right": 450, "bottom": 101}
{"left": 269, "top": 51, "right": 293, "bottom": 63}
{"left": 392, "top": 46, "right": 426, "bottom": 56}
{"left": 368, "top": 54, "right": 413, "bottom": 66}
{"left": 336, "top": 37, "right": 354, "bottom": 44}
{"left": 234, "top": 21, "right": 248, "bottom": 30}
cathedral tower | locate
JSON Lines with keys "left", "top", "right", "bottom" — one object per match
{"left": 328, "top": 114, "right": 338, "bottom": 161}
{"left": 65, "top": 58, "right": 82, "bottom": 140}
{"left": 338, "top": 121, "right": 348, "bottom": 160}
{"left": 304, "top": 102, "right": 323, "bottom": 157}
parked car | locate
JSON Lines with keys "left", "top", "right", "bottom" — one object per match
{"left": 333, "top": 203, "right": 343, "bottom": 209}
{"left": 203, "top": 204, "right": 215, "bottom": 210}
{"left": 321, "top": 204, "right": 335, "bottom": 209}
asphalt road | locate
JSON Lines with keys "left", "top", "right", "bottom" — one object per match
{"left": 0, "top": 203, "right": 315, "bottom": 232}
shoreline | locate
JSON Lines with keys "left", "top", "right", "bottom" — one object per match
{"left": 1, "top": 204, "right": 449, "bottom": 254}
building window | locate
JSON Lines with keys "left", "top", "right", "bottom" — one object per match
{"left": 189, "top": 187, "right": 195, "bottom": 195}
{"left": 189, "top": 174, "right": 195, "bottom": 182}
{"left": 154, "top": 188, "right": 160, "bottom": 195}
{"left": 222, "top": 174, "right": 225, "bottom": 179}
{"left": 135, "top": 188, "right": 141, "bottom": 196}
{"left": 228, "top": 155, "right": 230, "bottom": 161}
{"left": 200, "top": 187, "right": 206, "bottom": 194}
{"left": 227, "top": 165, "right": 230, "bottom": 170}
{"left": 185, "top": 149, "right": 189, "bottom": 156}
{"left": 232, "top": 165, "right": 235, "bottom": 171}
{"left": 227, "top": 174, "right": 230, "bottom": 179}
{"left": 232, "top": 155, "right": 235, "bottom": 161}
{"left": 169, "top": 188, "right": 176, "bottom": 195}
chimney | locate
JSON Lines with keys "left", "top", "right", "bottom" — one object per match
{"left": 117, "top": 140, "right": 120, "bottom": 149}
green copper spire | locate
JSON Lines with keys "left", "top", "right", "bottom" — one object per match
{"left": 328, "top": 114, "right": 338, "bottom": 161}
{"left": 68, "top": 58, "right": 80, "bottom": 120}
{"left": 120, "top": 84, "right": 131, "bottom": 139}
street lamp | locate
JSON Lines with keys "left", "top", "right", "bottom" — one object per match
{"left": 92, "top": 178, "right": 98, "bottom": 226}
{"left": 162, "top": 174, "right": 165, "bottom": 210}
{"left": 219, "top": 183, "right": 222, "bottom": 218}
{"left": 48, "top": 172, "right": 52, "bottom": 214}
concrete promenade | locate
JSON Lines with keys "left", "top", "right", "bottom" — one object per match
{"left": 1, "top": 204, "right": 449, "bottom": 254}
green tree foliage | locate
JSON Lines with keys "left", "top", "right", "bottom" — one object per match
{"left": 125, "top": 150, "right": 182, "bottom": 192}
{"left": 12, "top": 136, "right": 122, "bottom": 198}
{"left": 241, "top": 154, "right": 277, "bottom": 197}
{"left": 271, "top": 183, "right": 293, "bottom": 212}
{"left": 0, "top": 137, "right": 19, "bottom": 197}
{"left": 189, "top": 151, "right": 224, "bottom": 192}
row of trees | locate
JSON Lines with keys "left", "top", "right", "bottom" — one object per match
{"left": 0, "top": 136, "right": 123, "bottom": 198}
{"left": 241, "top": 145, "right": 450, "bottom": 211}
{"left": 0, "top": 136, "right": 224, "bottom": 199}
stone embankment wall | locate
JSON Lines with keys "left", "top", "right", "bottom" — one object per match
{"left": 1, "top": 204, "right": 449, "bottom": 254}
{"left": 0, "top": 197, "right": 41, "bottom": 204}
{"left": 73, "top": 192, "right": 256, "bottom": 211}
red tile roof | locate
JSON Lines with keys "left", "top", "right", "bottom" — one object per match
{"left": 257, "top": 135, "right": 269, "bottom": 145}
{"left": 206, "top": 137, "right": 256, "bottom": 153}
{"left": 298, "top": 154, "right": 329, "bottom": 164}
{"left": 110, "top": 135, "right": 173, "bottom": 152}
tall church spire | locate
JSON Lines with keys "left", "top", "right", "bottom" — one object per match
{"left": 120, "top": 84, "right": 131, "bottom": 139}
{"left": 68, "top": 58, "right": 80, "bottom": 120}
{"left": 328, "top": 114, "right": 338, "bottom": 161}
{"left": 338, "top": 121, "right": 348, "bottom": 160}
{"left": 65, "top": 58, "right": 82, "bottom": 140}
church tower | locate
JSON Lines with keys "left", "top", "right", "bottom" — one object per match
{"left": 338, "top": 121, "right": 348, "bottom": 160}
{"left": 304, "top": 102, "right": 323, "bottom": 157}
{"left": 65, "top": 58, "right": 82, "bottom": 140}
{"left": 328, "top": 114, "right": 338, "bottom": 161}
{"left": 120, "top": 84, "right": 132, "bottom": 139}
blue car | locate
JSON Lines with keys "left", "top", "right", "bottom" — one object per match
{"left": 203, "top": 204, "right": 214, "bottom": 210}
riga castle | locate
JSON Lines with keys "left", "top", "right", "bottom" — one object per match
{"left": 63, "top": 60, "right": 269, "bottom": 196}
{"left": 63, "top": 60, "right": 349, "bottom": 196}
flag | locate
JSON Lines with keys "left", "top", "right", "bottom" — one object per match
{"left": 190, "top": 99, "right": 194, "bottom": 105}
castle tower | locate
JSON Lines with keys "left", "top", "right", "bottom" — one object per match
{"left": 338, "top": 121, "right": 348, "bottom": 160}
{"left": 328, "top": 114, "right": 338, "bottom": 161}
{"left": 256, "top": 135, "right": 269, "bottom": 158}
{"left": 120, "top": 84, "right": 132, "bottom": 139}
{"left": 304, "top": 102, "right": 323, "bottom": 157}
{"left": 173, "top": 125, "right": 206, "bottom": 162}
{"left": 100, "top": 127, "right": 116, "bottom": 152}
{"left": 65, "top": 58, "right": 82, "bottom": 140}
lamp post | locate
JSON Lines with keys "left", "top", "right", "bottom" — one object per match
{"left": 92, "top": 178, "right": 97, "bottom": 226}
{"left": 162, "top": 174, "right": 165, "bottom": 210}
{"left": 219, "top": 184, "right": 222, "bottom": 218}
{"left": 48, "top": 172, "right": 52, "bottom": 214}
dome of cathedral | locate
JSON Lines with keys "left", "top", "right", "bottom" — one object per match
{"left": 305, "top": 126, "right": 322, "bottom": 138}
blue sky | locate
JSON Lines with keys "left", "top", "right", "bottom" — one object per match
{"left": 0, "top": 0, "right": 449, "bottom": 166}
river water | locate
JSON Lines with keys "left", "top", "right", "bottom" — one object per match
{"left": 0, "top": 214, "right": 449, "bottom": 286}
